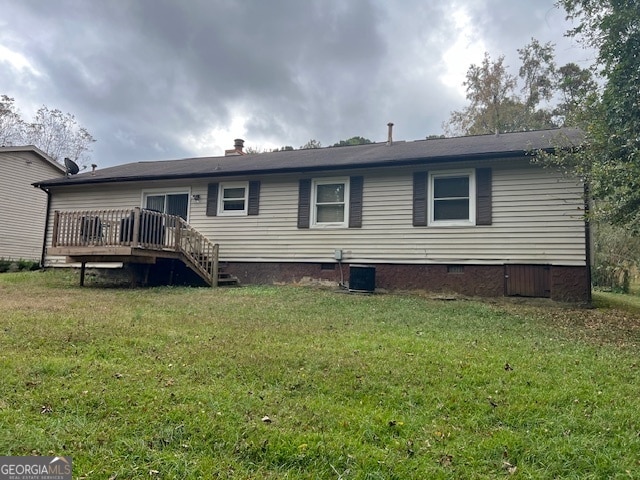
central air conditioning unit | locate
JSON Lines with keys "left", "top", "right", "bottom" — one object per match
{"left": 349, "top": 265, "right": 376, "bottom": 293}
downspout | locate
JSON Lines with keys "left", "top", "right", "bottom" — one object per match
{"left": 37, "top": 185, "right": 52, "bottom": 269}
{"left": 583, "top": 182, "right": 592, "bottom": 305}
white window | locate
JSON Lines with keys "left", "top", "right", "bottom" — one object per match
{"left": 312, "top": 178, "right": 349, "bottom": 228}
{"left": 218, "top": 182, "right": 248, "bottom": 216}
{"left": 429, "top": 170, "right": 475, "bottom": 226}
{"left": 142, "top": 191, "right": 189, "bottom": 220}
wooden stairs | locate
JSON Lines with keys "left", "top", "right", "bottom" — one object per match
{"left": 189, "top": 253, "right": 239, "bottom": 287}
{"left": 217, "top": 264, "right": 240, "bottom": 287}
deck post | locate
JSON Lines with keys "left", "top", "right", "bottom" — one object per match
{"left": 212, "top": 244, "right": 219, "bottom": 287}
{"left": 132, "top": 207, "right": 141, "bottom": 247}
{"left": 52, "top": 211, "right": 60, "bottom": 248}
{"left": 174, "top": 222, "right": 181, "bottom": 252}
{"left": 143, "top": 265, "right": 150, "bottom": 286}
{"left": 79, "top": 262, "right": 86, "bottom": 286}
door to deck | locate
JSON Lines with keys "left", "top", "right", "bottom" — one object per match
{"left": 505, "top": 265, "right": 551, "bottom": 298}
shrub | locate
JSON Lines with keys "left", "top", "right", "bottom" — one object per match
{"left": 0, "top": 259, "right": 40, "bottom": 273}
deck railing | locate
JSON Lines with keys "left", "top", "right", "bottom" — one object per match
{"left": 51, "top": 208, "right": 218, "bottom": 286}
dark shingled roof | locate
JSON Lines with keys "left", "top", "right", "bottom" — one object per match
{"left": 34, "top": 128, "right": 582, "bottom": 188}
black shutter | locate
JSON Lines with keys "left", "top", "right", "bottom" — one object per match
{"left": 413, "top": 171, "right": 428, "bottom": 226}
{"left": 297, "top": 179, "right": 311, "bottom": 228}
{"left": 248, "top": 180, "right": 260, "bottom": 216}
{"left": 349, "top": 176, "right": 364, "bottom": 228}
{"left": 476, "top": 168, "right": 492, "bottom": 225}
{"left": 206, "top": 183, "right": 219, "bottom": 216}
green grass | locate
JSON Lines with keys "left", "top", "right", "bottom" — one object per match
{"left": 1, "top": 270, "right": 640, "bottom": 478}
{"left": 593, "top": 282, "right": 640, "bottom": 314}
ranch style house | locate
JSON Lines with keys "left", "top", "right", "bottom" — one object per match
{"left": 33, "top": 127, "right": 590, "bottom": 302}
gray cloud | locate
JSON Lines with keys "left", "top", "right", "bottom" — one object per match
{"left": 0, "top": 0, "right": 592, "bottom": 166}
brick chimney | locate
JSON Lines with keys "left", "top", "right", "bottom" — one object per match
{"left": 225, "top": 138, "right": 246, "bottom": 156}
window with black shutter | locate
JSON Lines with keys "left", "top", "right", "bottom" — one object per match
{"left": 412, "top": 167, "right": 492, "bottom": 227}
{"left": 298, "top": 176, "right": 363, "bottom": 229}
{"left": 206, "top": 181, "right": 261, "bottom": 217}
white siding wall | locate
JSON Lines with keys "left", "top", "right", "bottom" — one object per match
{"left": 45, "top": 160, "right": 586, "bottom": 267}
{"left": 0, "top": 151, "right": 64, "bottom": 261}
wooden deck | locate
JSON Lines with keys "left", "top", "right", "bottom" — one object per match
{"left": 49, "top": 208, "right": 223, "bottom": 286}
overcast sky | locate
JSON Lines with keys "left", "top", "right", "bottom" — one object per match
{"left": 0, "top": 0, "right": 595, "bottom": 168}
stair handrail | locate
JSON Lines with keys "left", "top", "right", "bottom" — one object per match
{"left": 173, "top": 216, "right": 219, "bottom": 287}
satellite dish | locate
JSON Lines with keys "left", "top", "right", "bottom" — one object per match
{"left": 64, "top": 157, "right": 80, "bottom": 175}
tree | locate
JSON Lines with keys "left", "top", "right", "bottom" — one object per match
{"left": 243, "top": 145, "right": 262, "bottom": 154}
{"left": 332, "top": 136, "right": 372, "bottom": 147}
{"left": 443, "top": 39, "right": 587, "bottom": 136}
{"left": 24, "top": 106, "right": 95, "bottom": 165}
{"left": 0, "top": 96, "right": 24, "bottom": 146}
{"left": 553, "top": 62, "right": 598, "bottom": 125}
{"left": 0, "top": 96, "right": 95, "bottom": 166}
{"left": 556, "top": 0, "right": 640, "bottom": 232}
{"left": 300, "top": 139, "right": 322, "bottom": 149}
{"left": 517, "top": 38, "right": 557, "bottom": 129}
{"left": 529, "top": 1, "right": 640, "bottom": 290}
{"left": 443, "top": 53, "right": 522, "bottom": 135}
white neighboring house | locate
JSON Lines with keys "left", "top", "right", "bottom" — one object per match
{"left": 0, "top": 146, "right": 65, "bottom": 262}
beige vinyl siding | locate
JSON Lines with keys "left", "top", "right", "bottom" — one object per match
{"left": 0, "top": 151, "right": 63, "bottom": 261}
{"left": 190, "top": 161, "right": 585, "bottom": 266}
{"left": 43, "top": 160, "right": 586, "bottom": 267}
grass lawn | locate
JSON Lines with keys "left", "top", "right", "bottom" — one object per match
{"left": 1, "top": 270, "right": 639, "bottom": 479}
{"left": 593, "top": 283, "right": 640, "bottom": 315}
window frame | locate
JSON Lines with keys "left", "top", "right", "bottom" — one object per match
{"left": 217, "top": 181, "right": 249, "bottom": 216}
{"left": 141, "top": 188, "right": 191, "bottom": 221}
{"left": 311, "top": 177, "right": 350, "bottom": 228}
{"left": 428, "top": 169, "right": 476, "bottom": 226}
